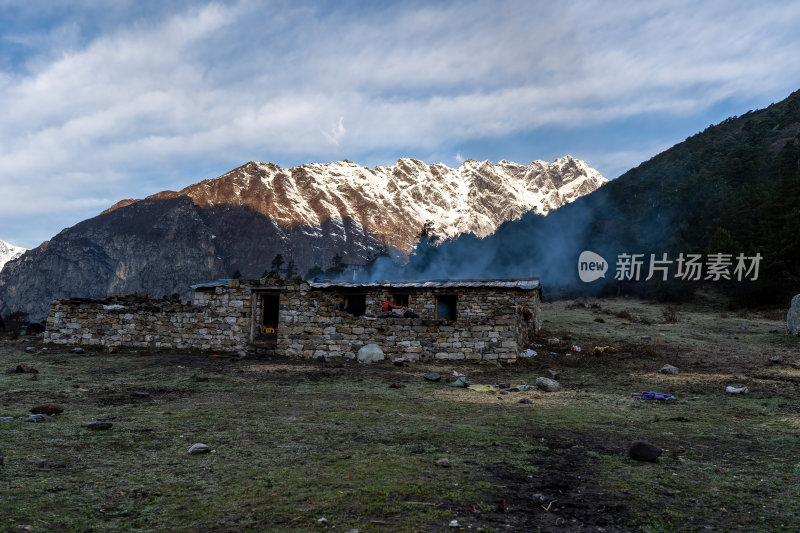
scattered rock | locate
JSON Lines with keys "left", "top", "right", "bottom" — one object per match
{"left": 788, "top": 294, "right": 800, "bottom": 336}
{"left": 188, "top": 443, "right": 211, "bottom": 455}
{"left": 24, "top": 414, "right": 52, "bottom": 422}
{"left": 27, "top": 457, "right": 66, "bottom": 469}
{"left": 449, "top": 376, "right": 469, "bottom": 388}
{"left": 435, "top": 458, "right": 451, "bottom": 468}
{"left": 357, "top": 343, "right": 384, "bottom": 364}
{"left": 546, "top": 369, "right": 560, "bottom": 379}
{"left": 86, "top": 421, "right": 113, "bottom": 430}
{"left": 71, "top": 347, "right": 85, "bottom": 354}
{"left": 725, "top": 386, "right": 749, "bottom": 394}
{"left": 30, "top": 404, "right": 64, "bottom": 416}
{"left": 791, "top": 361, "right": 800, "bottom": 369}
{"left": 388, "top": 383, "right": 405, "bottom": 389}
{"left": 769, "top": 355, "right": 783, "bottom": 365}
{"left": 422, "top": 373, "right": 441, "bottom": 382}
{"left": 106, "top": 347, "right": 118, "bottom": 354}
{"left": 449, "top": 519, "right": 459, "bottom": 528}
{"left": 659, "top": 364, "right": 679, "bottom": 375}
{"left": 1, "top": 416, "right": 15, "bottom": 422}
{"left": 25, "top": 346, "right": 36, "bottom": 353}
{"left": 518, "top": 398, "right": 533, "bottom": 404}
{"left": 629, "top": 440, "right": 663, "bottom": 462}
{"left": 535, "top": 377, "right": 561, "bottom": 392}
{"left": 8, "top": 363, "right": 38, "bottom": 374}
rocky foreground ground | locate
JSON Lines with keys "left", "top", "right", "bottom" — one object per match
{"left": 1, "top": 297, "right": 799, "bottom": 532}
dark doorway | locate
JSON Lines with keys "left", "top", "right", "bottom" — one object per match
{"left": 261, "top": 293, "right": 280, "bottom": 331}
{"left": 436, "top": 294, "right": 458, "bottom": 321}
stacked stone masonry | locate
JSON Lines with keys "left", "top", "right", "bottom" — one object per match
{"left": 44, "top": 277, "right": 542, "bottom": 362}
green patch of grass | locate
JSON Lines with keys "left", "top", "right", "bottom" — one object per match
{"left": 2, "top": 297, "right": 799, "bottom": 531}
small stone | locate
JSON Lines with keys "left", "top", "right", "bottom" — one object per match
{"left": 725, "top": 386, "right": 749, "bottom": 394}
{"left": 24, "top": 414, "right": 52, "bottom": 423}
{"left": 769, "top": 355, "right": 782, "bottom": 365}
{"left": 188, "top": 443, "right": 211, "bottom": 455}
{"left": 423, "top": 373, "right": 441, "bottom": 382}
{"left": 546, "top": 369, "right": 560, "bottom": 379}
{"left": 25, "top": 347, "right": 36, "bottom": 353}
{"left": 71, "top": 347, "right": 85, "bottom": 354}
{"left": 449, "top": 376, "right": 469, "bottom": 388}
{"left": 449, "top": 519, "right": 459, "bottom": 528}
{"left": 518, "top": 398, "right": 533, "bottom": 404}
{"left": 535, "top": 377, "right": 560, "bottom": 392}
{"left": 791, "top": 361, "right": 800, "bottom": 369}
{"left": 9, "top": 363, "right": 38, "bottom": 374}
{"left": 388, "top": 383, "right": 404, "bottom": 389}
{"left": 659, "top": 364, "right": 679, "bottom": 375}
{"left": 629, "top": 440, "right": 663, "bottom": 462}
{"left": 87, "top": 421, "right": 113, "bottom": 430}
{"left": 30, "top": 404, "right": 64, "bottom": 416}
{"left": 1, "top": 416, "right": 15, "bottom": 422}
{"left": 435, "top": 458, "right": 451, "bottom": 468}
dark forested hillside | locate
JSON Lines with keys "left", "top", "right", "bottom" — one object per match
{"left": 375, "top": 89, "right": 800, "bottom": 305}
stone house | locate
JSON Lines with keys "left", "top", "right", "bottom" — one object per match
{"left": 44, "top": 277, "right": 542, "bottom": 362}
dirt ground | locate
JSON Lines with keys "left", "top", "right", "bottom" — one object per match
{"left": 2, "top": 297, "right": 800, "bottom": 532}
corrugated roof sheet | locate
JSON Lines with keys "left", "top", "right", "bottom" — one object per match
{"left": 308, "top": 278, "right": 540, "bottom": 290}
{"left": 190, "top": 279, "right": 231, "bottom": 290}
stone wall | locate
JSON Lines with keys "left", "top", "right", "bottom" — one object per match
{"left": 272, "top": 285, "right": 541, "bottom": 361}
{"left": 44, "top": 290, "right": 250, "bottom": 352}
{"left": 44, "top": 278, "right": 542, "bottom": 361}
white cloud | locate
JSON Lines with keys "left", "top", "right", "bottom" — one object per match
{"left": 2, "top": 0, "right": 800, "bottom": 247}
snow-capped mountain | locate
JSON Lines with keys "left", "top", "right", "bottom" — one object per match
{"left": 0, "top": 239, "right": 26, "bottom": 272}
{"left": 0, "top": 156, "right": 604, "bottom": 321}
{"left": 116, "top": 155, "right": 606, "bottom": 252}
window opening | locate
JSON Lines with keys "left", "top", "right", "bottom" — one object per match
{"left": 344, "top": 293, "right": 366, "bottom": 316}
{"left": 392, "top": 292, "right": 410, "bottom": 307}
{"left": 435, "top": 294, "right": 458, "bottom": 321}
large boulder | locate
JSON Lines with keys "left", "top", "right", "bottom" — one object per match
{"left": 535, "top": 377, "right": 561, "bottom": 392}
{"left": 357, "top": 344, "right": 384, "bottom": 364}
{"left": 788, "top": 294, "right": 800, "bottom": 336}
{"left": 629, "top": 440, "right": 663, "bottom": 462}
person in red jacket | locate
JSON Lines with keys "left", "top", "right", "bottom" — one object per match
{"left": 382, "top": 298, "right": 403, "bottom": 313}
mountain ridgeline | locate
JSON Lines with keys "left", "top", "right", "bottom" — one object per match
{"left": 371, "top": 89, "right": 800, "bottom": 305}
{"left": 0, "top": 157, "right": 605, "bottom": 321}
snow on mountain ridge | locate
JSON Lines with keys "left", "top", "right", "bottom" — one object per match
{"left": 0, "top": 239, "right": 27, "bottom": 272}
{"left": 128, "top": 156, "right": 605, "bottom": 254}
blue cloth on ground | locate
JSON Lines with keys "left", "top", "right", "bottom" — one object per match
{"left": 632, "top": 391, "right": 676, "bottom": 401}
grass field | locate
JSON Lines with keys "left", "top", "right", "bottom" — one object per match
{"left": 2, "top": 298, "right": 799, "bottom": 532}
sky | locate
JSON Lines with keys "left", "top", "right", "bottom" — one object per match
{"left": 1, "top": 0, "right": 800, "bottom": 249}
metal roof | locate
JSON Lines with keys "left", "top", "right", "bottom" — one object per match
{"left": 189, "top": 278, "right": 540, "bottom": 291}
{"left": 190, "top": 279, "right": 231, "bottom": 290}
{"left": 308, "top": 278, "right": 540, "bottom": 290}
